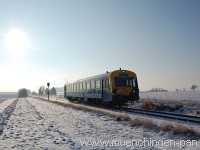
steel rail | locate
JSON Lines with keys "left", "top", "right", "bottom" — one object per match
{"left": 118, "top": 107, "right": 200, "bottom": 124}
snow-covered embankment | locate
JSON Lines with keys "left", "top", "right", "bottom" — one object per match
{"left": 0, "top": 99, "right": 18, "bottom": 134}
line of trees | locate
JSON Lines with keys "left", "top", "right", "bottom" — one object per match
{"left": 38, "top": 86, "right": 57, "bottom": 96}
{"left": 191, "top": 85, "right": 198, "bottom": 91}
{"left": 18, "top": 88, "right": 30, "bottom": 98}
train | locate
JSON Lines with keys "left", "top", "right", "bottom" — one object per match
{"left": 64, "top": 69, "right": 139, "bottom": 105}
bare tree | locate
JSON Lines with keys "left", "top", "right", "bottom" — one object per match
{"left": 45, "top": 88, "right": 49, "bottom": 95}
{"left": 38, "top": 86, "right": 45, "bottom": 96}
{"left": 32, "top": 91, "right": 37, "bottom": 95}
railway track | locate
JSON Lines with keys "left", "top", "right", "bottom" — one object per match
{"left": 118, "top": 107, "right": 200, "bottom": 124}
{"left": 37, "top": 96, "right": 200, "bottom": 124}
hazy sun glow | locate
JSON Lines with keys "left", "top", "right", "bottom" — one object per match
{"left": 4, "top": 28, "right": 30, "bottom": 59}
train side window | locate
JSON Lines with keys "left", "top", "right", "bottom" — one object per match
{"left": 74, "top": 84, "right": 76, "bottom": 92}
{"left": 80, "top": 82, "right": 82, "bottom": 91}
{"left": 82, "top": 82, "right": 84, "bottom": 90}
{"left": 77, "top": 83, "right": 79, "bottom": 92}
{"left": 86, "top": 81, "right": 90, "bottom": 90}
{"left": 103, "top": 80, "right": 105, "bottom": 88}
{"left": 96, "top": 80, "right": 101, "bottom": 89}
{"left": 83, "top": 82, "right": 86, "bottom": 90}
{"left": 103, "top": 80, "right": 106, "bottom": 88}
{"left": 74, "top": 83, "right": 76, "bottom": 92}
{"left": 84, "top": 82, "right": 86, "bottom": 90}
{"left": 79, "top": 82, "right": 82, "bottom": 91}
{"left": 107, "top": 79, "right": 110, "bottom": 89}
{"left": 103, "top": 79, "right": 109, "bottom": 89}
{"left": 91, "top": 80, "right": 95, "bottom": 89}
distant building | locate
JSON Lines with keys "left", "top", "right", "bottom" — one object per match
{"left": 148, "top": 88, "right": 168, "bottom": 92}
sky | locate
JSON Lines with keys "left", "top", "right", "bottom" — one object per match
{"left": 0, "top": 0, "right": 200, "bottom": 92}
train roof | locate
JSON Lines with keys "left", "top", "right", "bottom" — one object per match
{"left": 65, "top": 69, "right": 137, "bottom": 84}
{"left": 76, "top": 73, "right": 108, "bottom": 82}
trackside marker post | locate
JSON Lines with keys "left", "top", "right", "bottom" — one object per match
{"left": 47, "top": 82, "right": 50, "bottom": 100}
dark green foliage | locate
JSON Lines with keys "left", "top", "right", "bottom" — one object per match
{"left": 191, "top": 85, "right": 198, "bottom": 91}
{"left": 18, "top": 88, "right": 29, "bottom": 98}
{"left": 31, "top": 91, "right": 38, "bottom": 95}
{"left": 50, "top": 87, "right": 57, "bottom": 95}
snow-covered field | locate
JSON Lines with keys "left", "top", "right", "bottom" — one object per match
{"left": 0, "top": 93, "right": 17, "bottom": 102}
{"left": 0, "top": 98, "right": 198, "bottom": 150}
{"left": 0, "top": 98, "right": 199, "bottom": 150}
{"left": 140, "top": 91, "right": 200, "bottom": 101}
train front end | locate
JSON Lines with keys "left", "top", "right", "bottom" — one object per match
{"left": 109, "top": 69, "right": 139, "bottom": 105}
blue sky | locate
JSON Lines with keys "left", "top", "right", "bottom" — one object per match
{"left": 0, "top": 0, "right": 199, "bottom": 91}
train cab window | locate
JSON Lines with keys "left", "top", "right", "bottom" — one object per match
{"left": 130, "top": 79, "right": 136, "bottom": 88}
{"left": 96, "top": 80, "right": 101, "bottom": 89}
{"left": 115, "top": 77, "right": 136, "bottom": 88}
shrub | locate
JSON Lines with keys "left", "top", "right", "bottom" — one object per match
{"left": 18, "top": 88, "right": 29, "bottom": 98}
{"left": 143, "top": 101, "right": 157, "bottom": 110}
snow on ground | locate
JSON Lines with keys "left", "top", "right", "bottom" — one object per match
{"left": 0, "top": 98, "right": 199, "bottom": 150}
{"left": 0, "top": 99, "right": 18, "bottom": 135}
{"left": 140, "top": 91, "right": 200, "bottom": 101}
{"left": 0, "top": 99, "right": 17, "bottom": 113}
{"left": 0, "top": 93, "right": 17, "bottom": 102}
{"left": 139, "top": 91, "right": 200, "bottom": 116}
